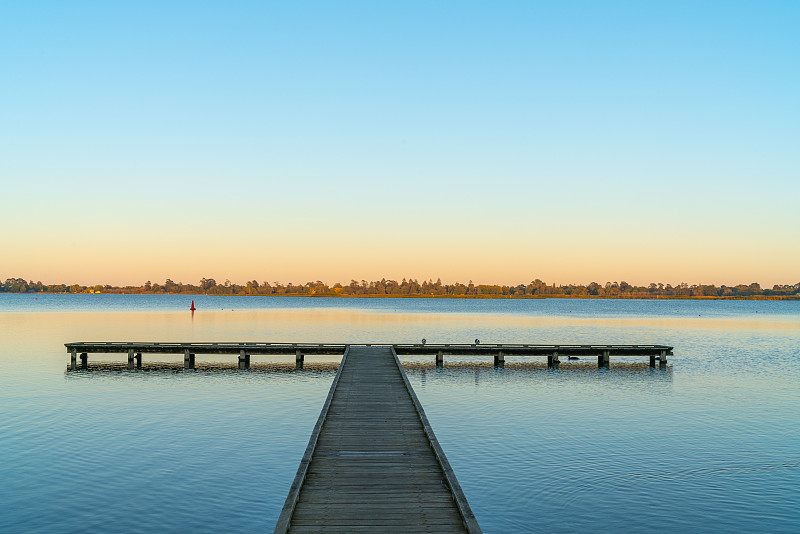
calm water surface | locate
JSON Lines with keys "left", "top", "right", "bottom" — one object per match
{"left": 1, "top": 296, "right": 798, "bottom": 532}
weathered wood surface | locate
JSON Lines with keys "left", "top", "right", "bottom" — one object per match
{"left": 66, "top": 342, "right": 672, "bottom": 371}
{"left": 65, "top": 341, "right": 672, "bottom": 357}
{"left": 275, "top": 345, "right": 480, "bottom": 533}
{"left": 395, "top": 343, "right": 673, "bottom": 356}
{"left": 64, "top": 342, "right": 347, "bottom": 355}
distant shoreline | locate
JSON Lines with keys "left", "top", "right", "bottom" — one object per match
{"left": 4, "top": 292, "right": 798, "bottom": 301}
{"left": 3, "top": 277, "right": 798, "bottom": 300}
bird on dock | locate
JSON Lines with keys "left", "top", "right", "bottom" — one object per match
{"left": 474, "top": 338, "right": 480, "bottom": 345}
{"left": 421, "top": 338, "right": 427, "bottom": 345}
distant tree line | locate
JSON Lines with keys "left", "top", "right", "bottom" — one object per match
{"left": 2, "top": 277, "right": 799, "bottom": 299}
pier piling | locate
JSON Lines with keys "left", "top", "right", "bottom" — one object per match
{"left": 184, "top": 350, "right": 195, "bottom": 370}
{"left": 494, "top": 351, "right": 505, "bottom": 367}
{"left": 238, "top": 350, "right": 250, "bottom": 370}
{"left": 598, "top": 350, "right": 610, "bottom": 369}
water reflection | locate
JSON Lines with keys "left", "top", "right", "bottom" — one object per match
{"left": 1, "top": 298, "right": 798, "bottom": 534}
{"left": 2, "top": 308, "right": 797, "bottom": 353}
{"left": 406, "top": 362, "right": 673, "bottom": 390}
{"left": 63, "top": 363, "right": 339, "bottom": 376}
{"left": 61, "top": 360, "right": 672, "bottom": 390}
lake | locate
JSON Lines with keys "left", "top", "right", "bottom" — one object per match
{"left": 1, "top": 295, "right": 798, "bottom": 532}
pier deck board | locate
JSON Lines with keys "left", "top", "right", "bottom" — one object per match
{"left": 275, "top": 346, "right": 479, "bottom": 533}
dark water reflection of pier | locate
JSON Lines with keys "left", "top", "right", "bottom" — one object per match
{"left": 65, "top": 360, "right": 673, "bottom": 390}
{"left": 408, "top": 362, "right": 673, "bottom": 391}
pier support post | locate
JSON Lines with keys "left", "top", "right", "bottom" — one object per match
{"left": 80, "top": 353, "right": 88, "bottom": 370}
{"left": 127, "top": 349, "right": 135, "bottom": 370}
{"left": 135, "top": 352, "right": 142, "bottom": 369}
{"left": 494, "top": 351, "right": 505, "bottom": 367}
{"left": 548, "top": 351, "right": 560, "bottom": 369}
{"left": 436, "top": 351, "right": 443, "bottom": 367}
{"left": 70, "top": 350, "right": 77, "bottom": 371}
{"left": 184, "top": 349, "right": 195, "bottom": 370}
{"left": 650, "top": 354, "right": 657, "bottom": 368}
{"left": 296, "top": 350, "right": 304, "bottom": 370}
{"left": 598, "top": 350, "right": 610, "bottom": 369}
{"left": 659, "top": 350, "right": 668, "bottom": 369}
{"left": 239, "top": 350, "right": 251, "bottom": 370}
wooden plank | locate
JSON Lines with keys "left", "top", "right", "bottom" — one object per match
{"left": 290, "top": 527, "right": 463, "bottom": 533}
{"left": 292, "top": 498, "right": 457, "bottom": 506}
{"left": 292, "top": 509, "right": 461, "bottom": 519}
{"left": 297, "top": 493, "right": 456, "bottom": 503}
{"left": 291, "top": 521, "right": 463, "bottom": 528}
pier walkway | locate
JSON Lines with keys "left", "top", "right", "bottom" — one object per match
{"left": 274, "top": 345, "right": 480, "bottom": 533}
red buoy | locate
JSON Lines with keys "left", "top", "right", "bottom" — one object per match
{"left": 190, "top": 300, "right": 196, "bottom": 311}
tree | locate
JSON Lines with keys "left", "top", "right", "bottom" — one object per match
{"left": 199, "top": 278, "right": 217, "bottom": 291}
{"left": 701, "top": 285, "right": 718, "bottom": 297}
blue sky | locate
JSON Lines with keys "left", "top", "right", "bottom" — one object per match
{"left": 1, "top": 1, "right": 798, "bottom": 286}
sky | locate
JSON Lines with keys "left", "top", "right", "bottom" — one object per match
{"left": 1, "top": 1, "right": 798, "bottom": 287}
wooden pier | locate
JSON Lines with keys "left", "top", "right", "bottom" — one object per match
{"left": 65, "top": 342, "right": 673, "bottom": 370}
{"left": 65, "top": 342, "right": 345, "bottom": 371}
{"left": 274, "top": 345, "right": 480, "bottom": 533}
{"left": 394, "top": 343, "right": 672, "bottom": 368}
{"left": 63, "top": 341, "right": 673, "bottom": 530}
